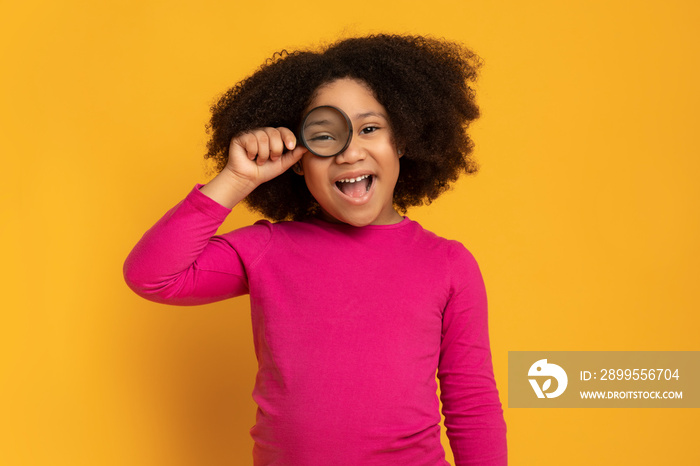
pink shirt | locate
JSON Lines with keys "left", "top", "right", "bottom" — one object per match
{"left": 124, "top": 186, "right": 507, "bottom": 465}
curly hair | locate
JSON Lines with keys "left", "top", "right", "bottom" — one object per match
{"left": 205, "top": 34, "right": 482, "bottom": 221}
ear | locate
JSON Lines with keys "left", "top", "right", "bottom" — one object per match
{"left": 292, "top": 162, "right": 304, "bottom": 175}
{"left": 397, "top": 148, "right": 405, "bottom": 158}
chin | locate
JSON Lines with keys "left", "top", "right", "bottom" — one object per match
{"left": 345, "top": 218, "right": 375, "bottom": 227}
{"left": 340, "top": 215, "right": 376, "bottom": 227}
{"left": 324, "top": 209, "right": 378, "bottom": 227}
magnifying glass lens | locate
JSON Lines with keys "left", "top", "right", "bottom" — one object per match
{"left": 301, "top": 106, "right": 352, "bottom": 157}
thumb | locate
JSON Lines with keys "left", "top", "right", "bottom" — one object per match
{"left": 279, "top": 145, "right": 308, "bottom": 172}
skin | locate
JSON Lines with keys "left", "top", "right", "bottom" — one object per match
{"left": 199, "top": 127, "right": 307, "bottom": 209}
{"left": 201, "top": 78, "right": 403, "bottom": 227}
{"left": 297, "top": 78, "right": 403, "bottom": 226}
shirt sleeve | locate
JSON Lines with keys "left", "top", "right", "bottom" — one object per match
{"left": 123, "top": 185, "right": 270, "bottom": 306}
{"left": 437, "top": 244, "right": 507, "bottom": 465}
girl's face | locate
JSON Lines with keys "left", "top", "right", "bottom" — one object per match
{"left": 298, "top": 78, "right": 403, "bottom": 227}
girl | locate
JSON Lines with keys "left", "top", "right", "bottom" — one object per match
{"left": 124, "top": 34, "right": 507, "bottom": 465}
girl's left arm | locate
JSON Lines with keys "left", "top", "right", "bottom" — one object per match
{"left": 437, "top": 245, "right": 507, "bottom": 466}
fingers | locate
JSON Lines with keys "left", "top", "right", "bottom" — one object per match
{"left": 227, "top": 127, "right": 307, "bottom": 185}
{"left": 233, "top": 127, "right": 299, "bottom": 166}
{"left": 236, "top": 132, "right": 259, "bottom": 162}
{"left": 277, "top": 127, "right": 297, "bottom": 152}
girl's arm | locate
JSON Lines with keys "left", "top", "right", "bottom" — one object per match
{"left": 438, "top": 246, "right": 507, "bottom": 466}
{"left": 123, "top": 128, "right": 306, "bottom": 305}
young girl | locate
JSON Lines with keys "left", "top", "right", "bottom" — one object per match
{"left": 124, "top": 34, "right": 507, "bottom": 465}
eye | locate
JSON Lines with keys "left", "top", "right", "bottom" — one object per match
{"left": 359, "top": 125, "right": 380, "bottom": 135}
{"left": 309, "top": 133, "right": 336, "bottom": 142}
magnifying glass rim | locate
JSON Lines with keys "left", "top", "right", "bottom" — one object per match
{"left": 299, "top": 105, "right": 353, "bottom": 158}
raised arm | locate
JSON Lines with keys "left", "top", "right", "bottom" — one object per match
{"left": 123, "top": 128, "right": 307, "bottom": 305}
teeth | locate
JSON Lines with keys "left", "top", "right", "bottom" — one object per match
{"left": 337, "top": 174, "right": 371, "bottom": 183}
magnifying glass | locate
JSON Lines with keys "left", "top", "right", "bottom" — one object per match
{"left": 299, "top": 106, "right": 353, "bottom": 157}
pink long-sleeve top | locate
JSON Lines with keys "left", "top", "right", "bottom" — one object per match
{"left": 124, "top": 185, "right": 507, "bottom": 465}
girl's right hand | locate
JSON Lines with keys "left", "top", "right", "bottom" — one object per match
{"left": 200, "top": 127, "right": 307, "bottom": 208}
{"left": 225, "top": 127, "right": 307, "bottom": 187}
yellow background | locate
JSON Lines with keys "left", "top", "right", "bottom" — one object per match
{"left": 2, "top": 0, "right": 698, "bottom": 464}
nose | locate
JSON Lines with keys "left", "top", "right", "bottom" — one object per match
{"left": 333, "top": 136, "right": 367, "bottom": 164}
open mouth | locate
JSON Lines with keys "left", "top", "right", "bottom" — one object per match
{"left": 335, "top": 174, "right": 374, "bottom": 198}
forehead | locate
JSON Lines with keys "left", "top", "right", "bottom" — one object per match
{"left": 308, "top": 78, "right": 386, "bottom": 115}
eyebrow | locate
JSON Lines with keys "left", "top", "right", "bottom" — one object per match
{"left": 354, "top": 111, "right": 388, "bottom": 120}
{"left": 304, "top": 119, "right": 333, "bottom": 129}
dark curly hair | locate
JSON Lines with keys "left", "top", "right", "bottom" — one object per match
{"left": 205, "top": 34, "right": 482, "bottom": 221}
